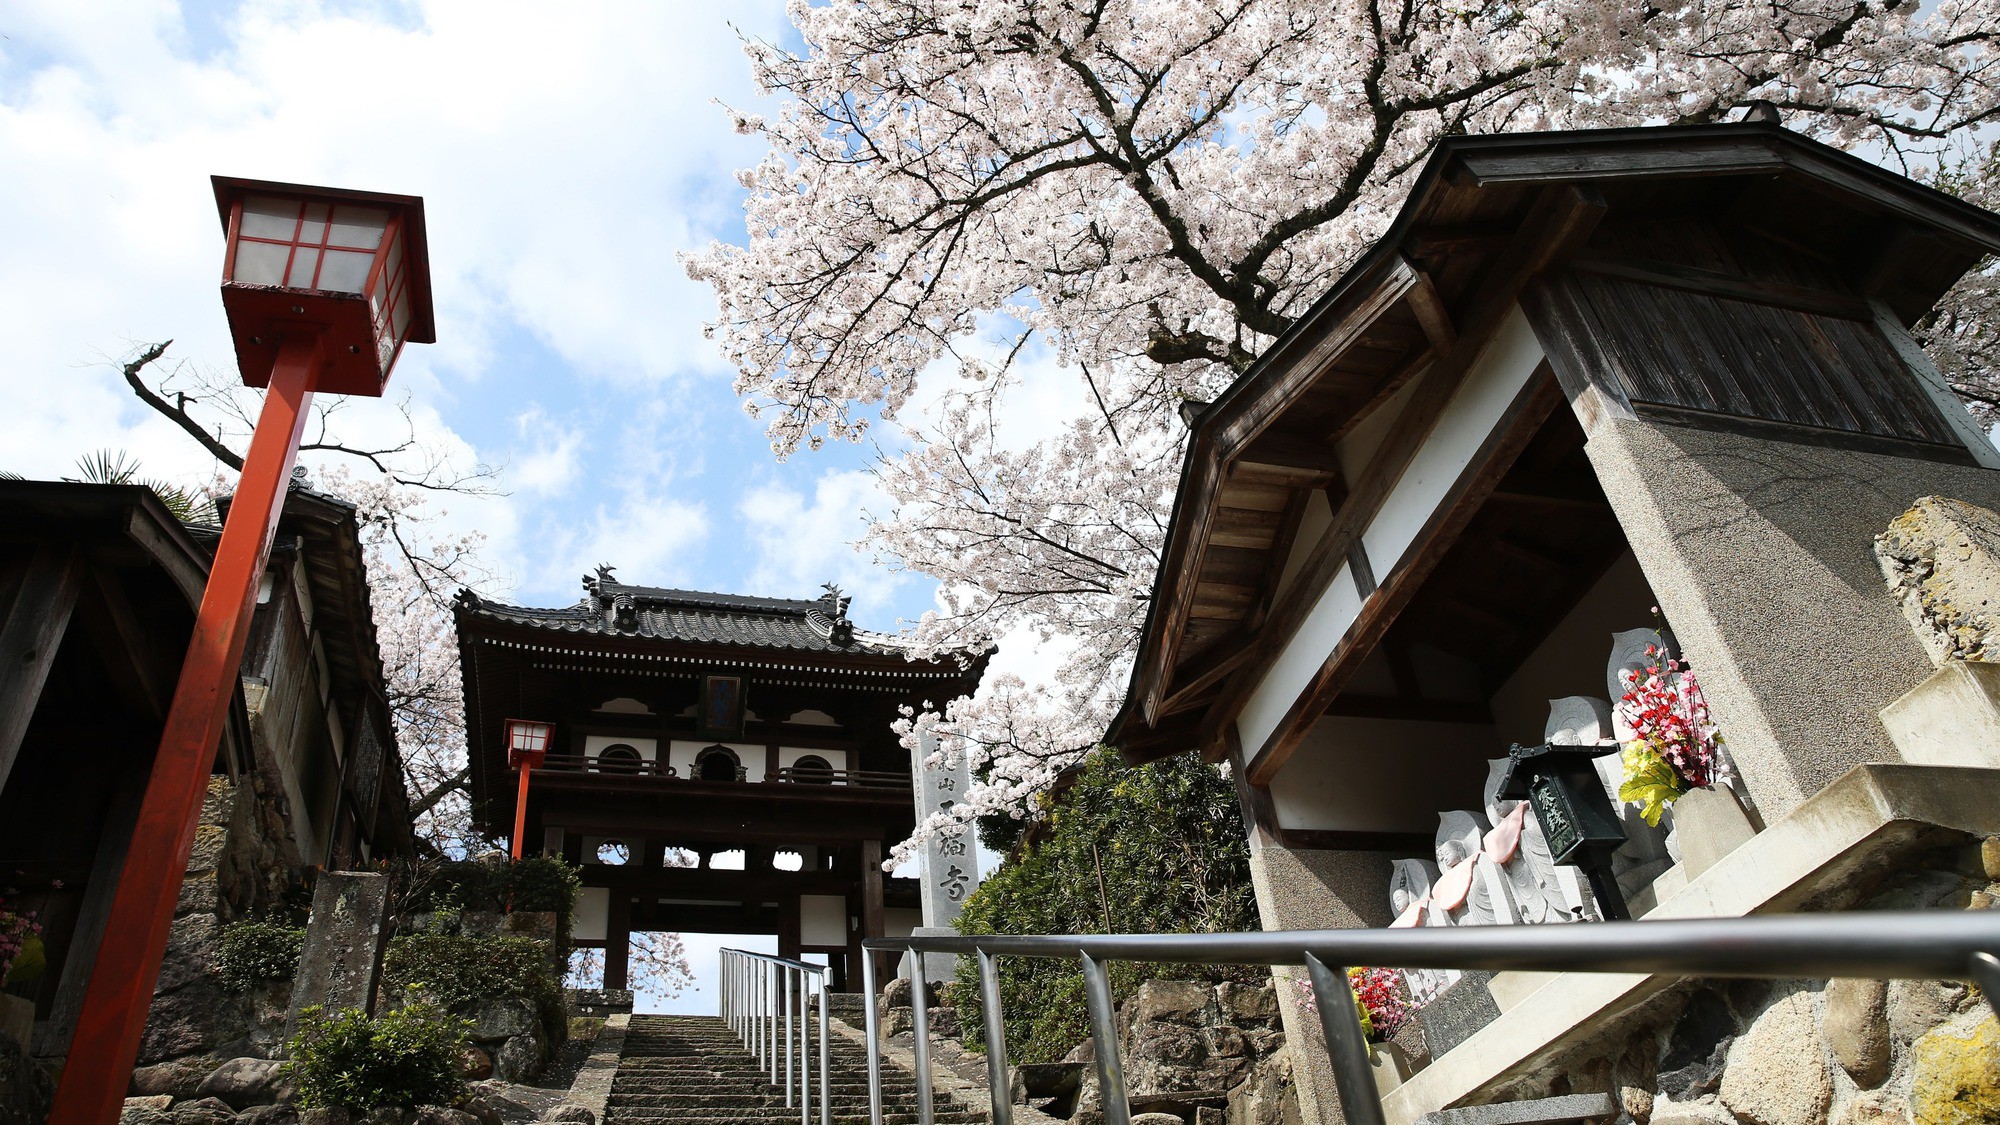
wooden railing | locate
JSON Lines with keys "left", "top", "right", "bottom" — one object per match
{"left": 533, "top": 753, "right": 910, "bottom": 790}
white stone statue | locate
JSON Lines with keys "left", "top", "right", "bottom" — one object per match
{"left": 1387, "top": 857, "right": 1458, "bottom": 1002}
{"left": 1433, "top": 810, "right": 1511, "bottom": 926}
{"left": 1601, "top": 634, "right": 1683, "bottom": 892}
{"left": 1607, "top": 629, "right": 1663, "bottom": 740}
{"left": 1546, "top": 695, "right": 1614, "bottom": 745}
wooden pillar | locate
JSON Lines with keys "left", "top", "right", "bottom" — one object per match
{"left": 779, "top": 895, "right": 802, "bottom": 962}
{"left": 41, "top": 769, "right": 146, "bottom": 1056}
{"left": 860, "top": 838, "right": 886, "bottom": 986}
{"left": 0, "top": 544, "right": 82, "bottom": 792}
{"left": 605, "top": 893, "right": 632, "bottom": 991}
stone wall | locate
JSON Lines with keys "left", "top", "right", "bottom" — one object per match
{"left": 1460, "top": 834, "right": 2000, "bottom": 1125}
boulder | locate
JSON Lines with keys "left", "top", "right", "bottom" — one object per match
{"left": 1215, "top": 983, "right": 1279, "bottom": 1028}
{"left": 413, "top": 1111, "right": 481, "bottom": 1125}
{"left": 1657, "top": 991, "right": 1736, "bottom": 1100}
{"left": 460, "top": 1044, "right": 495, "bottom": 1080}
{"left": 494, "top": 1029, "right": 544, "bottom": 1082}
{"left": 1908, "top": 1012, "right": 2000, "bottom": 1125}
{"left": 140, "top": 976, "right": 251, "bottom": 1064}
{"left": 125, "top": 1098, "right": 176, "bottom": 1112}
{"left": 471, "top": 998, "right": 537, "bottom": 1041}
{"left": 196, "top": 1056, "right": 292, "bottom": 1109}
{"left": 237, "top": 1107, "right": 300, "bottom": 1125}
{"left": 1834, "top": 1093, "right": 1912, "bottom": 1125}
{"left": 1718, "top": 988, "right": 1832, "bottom": 1125}
{"left": 131, "top": 1059, "right": 215, "bottom": 1099}
{"left": 539, "top": 1107, "right": 596, "bottom": 1125}
{"left": 1131, "top": 1115, "right": 1182, "bottom": 1125}
{"left": 360, "top": 1111, "right": 415, "bottom": 1125}
{"left": 882, "top": 1008, "right": 913, "bottom": 1038}
{"left": 1825, "top": 978, "right": 1892, "bottom": 1088}
{"left": 1127, "top": 981, "right": 1210, "bottom": 1028}
{"left": 882, "top": 978, "right": 920, "bottom": 1009}
{"left": 1225, "top": 1050, "right": 1300, "bottom": 1125}
{"left": 170, "top": 1097, "right": 243, "bottom": 1125}
{"left": 1890, "top": 980, "right": 1969, "bottom": 1047}
{"left": 158, "top": 914, "right": 223, "bottom": 992}
{"left": 463, "top": 1081, "right": 569, "bottom": 1125}
{"left": 298, "top": 1110, "right": 353, "bottom": 1125}
{"left": 0, "top": 1033, "right": 54, "bottom": 1125}
{"left": 120, "top": 1102, "right": 173, "bottom": 1125}
{"left": 929, "top": 1007, "right": 961, "bottom": 1038}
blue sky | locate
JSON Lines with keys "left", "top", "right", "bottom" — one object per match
{"left": 0, "top": 0, "right": 1002, "bottom": 1013}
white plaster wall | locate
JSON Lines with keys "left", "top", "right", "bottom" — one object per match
{"left": 778, "top": 746, "right": 849, "bottom": 775}
{"left": 884, "top": 908, "right": 922, "bottom": 939}
{"left": 1486, "top": 551, "right": 1657, "bottom": 747}
{"left": 1271, "top": 488, "right": 1334, "bottom": 606}
{"left": 1337, "top": 372, "right": 1420, "bottom": 487}
{"left": 1239, "top": 563, "right": 1362, "bottom": 755}
{"left": 670, "top": 740, "right": 765, "bottom": 780}
{"left": 575, "top": 886, "right": 610, "bottom": 941}
{"left": 800, "top": 894, "right": 848, "bottom": 946}
{"left": 585, "top": 734, "right": 658, "bottom": 764}
{"left": 1268, "top": 716, "right": 1500, "bottom": 833}
{"left": 1362, "top": 306, "right": 1546, "bottom": 574}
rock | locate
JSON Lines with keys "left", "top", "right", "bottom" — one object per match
{"left": 1835, "top": 1093, "right": 1911, "bottom": 1125}
{"left": 882, "top": 1008, "right": 913, "bottom": 1038}
{"left": 414, "top": 1111, "right": 481, "bottom": 1125}
{"left": 1875, "top": 496, "right": 2000, "bottom": 663}
{"left": 1064, "top": 1039, "right": 1095, "bottom": 1064}
{"left": 538, "top": 1107, "right": 596, "bottom": 1125}
{"left": 238, "top": 1107, "right": 300, "bottom": 1125}
{"left": 140, "top": 976, "right": 251, "bottom": 1063}
{"left": 0, "top": 1034, "right": 54, "bottom": 1125}
{"left": 1204, "top": 1024, "right": 1247, "bottom": 1059}
{"left": 126, "top": 1097, "right": 176, "bottom": 1112}
{"left": 195, "top": 1055, "right": 292, "bottom": 1109}
{"left": 1215, "top": 983, "right": 1278, "bottom": 1027}
{"left": 458, "top": 1101, "right": 504, "bottom": 1125}
{"left": 462, "top": 1081, "right": 569, "bottom": 1125}
{"left": 1658, "top": 990, "right": 1736, "bottom": 1100}
{"left": 1908, "top": 1012, "right": 2000, "bottom": 1125}
{"left": 1983, "top": 837, "right": 2000, "bottom": 882}
{"left": 158, "top": 914, "right": 223, "bottom": 992}
{"left": 171, "top": 1097, "right": 243, "bottom": 1125}
{"left": 1619, "top": 1085, "right": 1654, "bottom": 1123}
{"left": 494, "top": 1028, "right": 545, "bottom": 1083}
{"left": 360, "top": 1111, "right": 415, "bottom": 1125}
{"left": 298, "top": 1110, "right": 353, "bottom": 1125}
{"left": 121, "top": 1105, "right": 173, "bottom": 1125}
{"left": 1131, "top": 1114, "right": 1183, "bottom": 1125}
{"left": 131, "top": 1059, "right": 215, "bottom": 1099}
{"left": 1224, "top": 1050, "right": 1299, "bottom": 1125}
{"left": 882, "top": 977, "right": 919, "bottom": 1009}
{"left": 1196, "top": 1107, "right": 1225, "bottom": 1125}
{"left": 472, "top": 997, "right": 537, "bottom": 1040}
{"left": 1127, "top": 981, "right": 1211, "bottom": 1028}
{"left": 1719, "top": 988, "right": 1832, "bottom": 1125}
{"left": 460, "top": 1043, "right": 495, "bottom": 1079}
{"left": 1825, "top": 978, "right": 1892, "bottom": 1088}
{"left": 1891, "top": 980, "right": 1968, "bottom": 1046}
{"left": 929, "top": 1007, "right": 961, "bottom": 1038}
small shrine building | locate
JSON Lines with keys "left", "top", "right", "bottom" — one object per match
{"left": 453, "top": 572, "right": 988, "bottom": 992}
{"left": 1107, "top": 120, "right": 2000, "bottom": 1124}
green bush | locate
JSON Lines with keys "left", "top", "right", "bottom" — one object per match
{"left": 285, "top": 1003, "right": 468, "bottom": 1109}
{"left": 403, "top": 855, "right": 579, "bottom": 915}
{"left": 383, "top": 933, "right": 566, "bottom": 1047}
{"left": 215, "top": 921, "right": 306, "bottom": 993}
{"left": 951, "top": 748, "right": 1262, "bottom": 1064}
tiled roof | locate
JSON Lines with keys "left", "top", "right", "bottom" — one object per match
{"left": 454, "top": 574, "right": 920, "bottom": 657}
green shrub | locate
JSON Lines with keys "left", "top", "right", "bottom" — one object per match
{"left": 403, "top": 856, "right": 580, "bottom": 916}
{"left": 215, "top": 921, "right": 306, "bottom": 993}
{"left": 284, "top": 1003, "right": 469, "bottom": 1110}
{"left": 383, "top": 933, "right": 566, "bottom": 1047}
{"left": 951, "top": 747, "right": 1262, "bottom": 1064}
{"left": 507, "top": 856, "right": 581, "bottom": 913}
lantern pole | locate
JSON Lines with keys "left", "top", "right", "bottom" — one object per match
{"left": 49, "top": 334, "right": 324, "bottom": 1125}
{"left": 512, "top": 765, "right": 534, "bottom": 860}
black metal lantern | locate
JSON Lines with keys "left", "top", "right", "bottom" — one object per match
{"left": 1498, "top": 742, "right": 1633, "bottom": 920}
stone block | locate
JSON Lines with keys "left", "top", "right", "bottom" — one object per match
{"left": 170, "top": 1096, "right": 241, "bottom": 1125}
{"left": 1658, "top": 990, "right": 1736, "bottom": 1100}
{"left": 471, "top": 997, "right": 537, "bottom": 1041}
{"left": 1128, "top": 981, "right": 1212, "bottom": 1029}
{"left": 1415, "top": 972, "right": 1499, "bottom": 1058}
{"left": 494, "top": 1028, "right": 544, "bottom": 1083}
{"left": 1670, "top": 786, "right": 1759, "bottom": 877}
{"left": 1908, "top": 1011, "right": 2000, "bottom": 1125}
{"left": 285, "top": 872, "right": 391, "bottom": 1039}
{"left": 1875, "top": 495, "right": 2000, "bottom": 664}
{"left": 1881, "top": 661, "right": 2000, "bottom": 770}
{"left": 1412, "top": 1092, "right": 1617, "bottom": 1125}
{"left": 194, "top": 1056, "right": 293, "bottom": 1109}
{"left": 130, "top": 1058, "right": 214, "bottom": 1099}
{"left": 1719, "top": 987, "right": 1832, "bottom": 1125}
{"left": 1216, "top": 983, "right": 1279, "bottom": 1027}
{"left": 1824, "top": 978, "right": 1891, "bottom": 1088}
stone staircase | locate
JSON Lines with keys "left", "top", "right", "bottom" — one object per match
{"left": 606, "top": 1014, "right": 983, "bottom": 1125}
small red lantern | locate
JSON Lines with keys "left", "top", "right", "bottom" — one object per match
{"left": 505, "top": 718, "right": 555, "bottom": 770}
{"left": 212, "top": 176, "right": 435, "bottom": 397}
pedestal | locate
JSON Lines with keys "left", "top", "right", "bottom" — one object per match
{"left": 1880, "top": 660, "right": 2000, "bottom": 770}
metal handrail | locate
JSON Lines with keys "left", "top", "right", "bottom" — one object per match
{"left": 720, "top": 948, "right": 831, "bottom": 1125}
{"left": 861, "top": 910, "right": 2000, "bottom": 1125}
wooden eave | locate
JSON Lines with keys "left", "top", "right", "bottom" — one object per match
{"left": 1111, "top": 121, "right": 2000, "bottom": 765}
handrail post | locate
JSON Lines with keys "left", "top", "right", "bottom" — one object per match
{"left": 771, "top": 961, "right": 781, "bottom": 1085}
{"left": 977, "top": 947, "right": 1013, "bottom": 1125}
{"left": 819, "top": 971, "right": 832, "bottom": 1125}
{"left": 862, "top": 940, "right": 884, "bottom": 1125}
{"left": 1974, "top": 952, "right": 2000, "bottom": 1019}
{"left": 1304, "top": 954, "right": 1388, "bottom": 1125}
{"left": 800, "top": 970, "right": 812, "bottom": 1125}
{"left": 1080, "top": 952, "right": 1131, "bottom": 1125}
{"left": 785, "top": 966, "right": 797, "bottom": 1109}
{"left": 909, "top": 946, "right": 936, "bottom": 1125}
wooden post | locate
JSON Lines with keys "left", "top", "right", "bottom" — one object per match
{"left": 779, "top": 896, "right": 802, "bottom": 962}
{"left": 605, "top": 893, "right": 632, "bottom": 991}
{"left": 0, "top": 543, "right": 83, "bottom": 792}
{"left": 40, "top": 770, "right": 146, "bottom": 1056}
{"left": 860, "top": 838, "right": 885, "bottom": 986}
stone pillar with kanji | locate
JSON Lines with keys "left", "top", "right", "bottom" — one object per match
{"left": 904, "top": 728, "right": 976, "bottom": 984}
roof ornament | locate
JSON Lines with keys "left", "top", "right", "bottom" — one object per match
{"left": 582, "top": 563, "right": 618, "bottom": 607}
{"left": 820, "top": 582, "right": 855, "bottom": 646}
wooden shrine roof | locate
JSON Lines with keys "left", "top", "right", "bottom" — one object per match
{"left": 1108, "top": 120, "right": 2000, "bottom": 766}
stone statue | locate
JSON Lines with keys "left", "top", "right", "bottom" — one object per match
{"left": 1601, "top": 634, "right": 1682, "bottom": 892}
{"left": 1546, "top": 695, "right": 1614, "bottom": 745}
{"left": 1607, "top": 628, "right": 1662, "bottom": 739}
{"left": 1388, "top": 857, "right": 1458, "bottom": 1002}
{"left": 1481, "top": 759, "right": 1577, "bottom": 925}
{"left": 1433, "top": 810, "right": 1510, "bottom": 926}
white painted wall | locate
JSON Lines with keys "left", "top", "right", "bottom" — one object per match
{"left": 800, "top": 894, "right": 848, "bottom": 946}
{"left": 1268, "top": 716, "right": 1499, "bottom": 833}
{"left": 1271, "top": 488, "right": 1333, "bottom": 607}
{"left": 585, "top": 734, "right": 658, "bottom": 764}
{"left": 884, "top": 908, "right": 922, "bottom": 939}
{"left": 669, "top": 739, "right": 765, "bottom": 780}
{"left": 1235, "top": 303, "right": 1548, "bottom": 757}
{"left": 575, "top": 886, "right": 610, "bottom": 941}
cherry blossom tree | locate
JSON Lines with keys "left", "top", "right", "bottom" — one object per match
{"left": 687, "top": 0, "right": 2000, "bottom": 859}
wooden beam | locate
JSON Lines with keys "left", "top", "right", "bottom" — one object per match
{"left": 1568, "top": 252, "right": 1875, "bottom": 321}
{"left": 0, "top": 544, "right": 82, "bottom": 791}
{"left": 1225, "top": 734, "right": 1281, "bottom": 849}
{"left": 1245, "top": 370, "right": 1566, "bottom": 784}
{"left": 1156, "top": 631, "right": 1260, "bottom": 718}
{"left": 1402, "top": 257, "right": 1458, "bottom": 352}
{"left": 77, "top": 565, "right": 170, "bottom": 721}
{"left": 1231, "top": 435, "right": 1345, "bottom": 488}
{"left": 604, "top": 892, "right": 632, "bottom": 990}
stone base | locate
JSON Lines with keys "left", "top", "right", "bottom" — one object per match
{"left": 899, "top": 927, "right": 962, "bottom": 986}
{"left": 1881, "top": 660, "right": 2000, "bottom": 770}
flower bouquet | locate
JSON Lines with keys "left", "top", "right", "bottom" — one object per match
{"left": 1615, "top": 633, "right": 1730, "bottom": 827}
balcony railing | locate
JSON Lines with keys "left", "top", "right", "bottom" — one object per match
{"left": 533, "top": 754, "right": 910, "bottom": 790}
{"left": 859, "top": 911, "right": 2000, "bottom": 1125}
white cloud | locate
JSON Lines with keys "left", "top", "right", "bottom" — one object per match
{"left": 508, "top": 406, "right": 584, "bottom": 496}
{"left": 738, "top": 468, "right": 919, "bottom": 621}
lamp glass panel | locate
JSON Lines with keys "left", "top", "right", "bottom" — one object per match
{"left": 317, "top": 248, "right": 374, "bottom": 294}
{"left": 391, "top": 293, "right": 412, "bottom": 340}
{"left": 326, "top": 205, "right": 388, "bottom": 250}
{"left": 283, "top": 247, "right": 320, "bottom": 289}
{"left": 297, "top": 202, "right": 330, "bottom": 246}
{"left": 240, "top": 196, "right": 301, "bottom": 240}
{"left": 232, "top": 239, "right": 291, "bottom": 286}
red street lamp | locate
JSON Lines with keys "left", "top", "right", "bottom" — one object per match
{"left": 50, "top": 178, "right": 435, "bottom": 1125}
{"left": 506, "top": 719, "right": 556, "bottom": 860}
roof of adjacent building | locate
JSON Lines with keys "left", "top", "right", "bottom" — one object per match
{"left": 453, "top": 567, "right": 926, "bottom": 658}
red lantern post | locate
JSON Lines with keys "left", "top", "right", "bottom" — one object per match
{"left": 505, "top": 719, "right": 555, "bottom": 860}
{"left": 50, "top": 178, "right": 435, "bottom": 1124}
